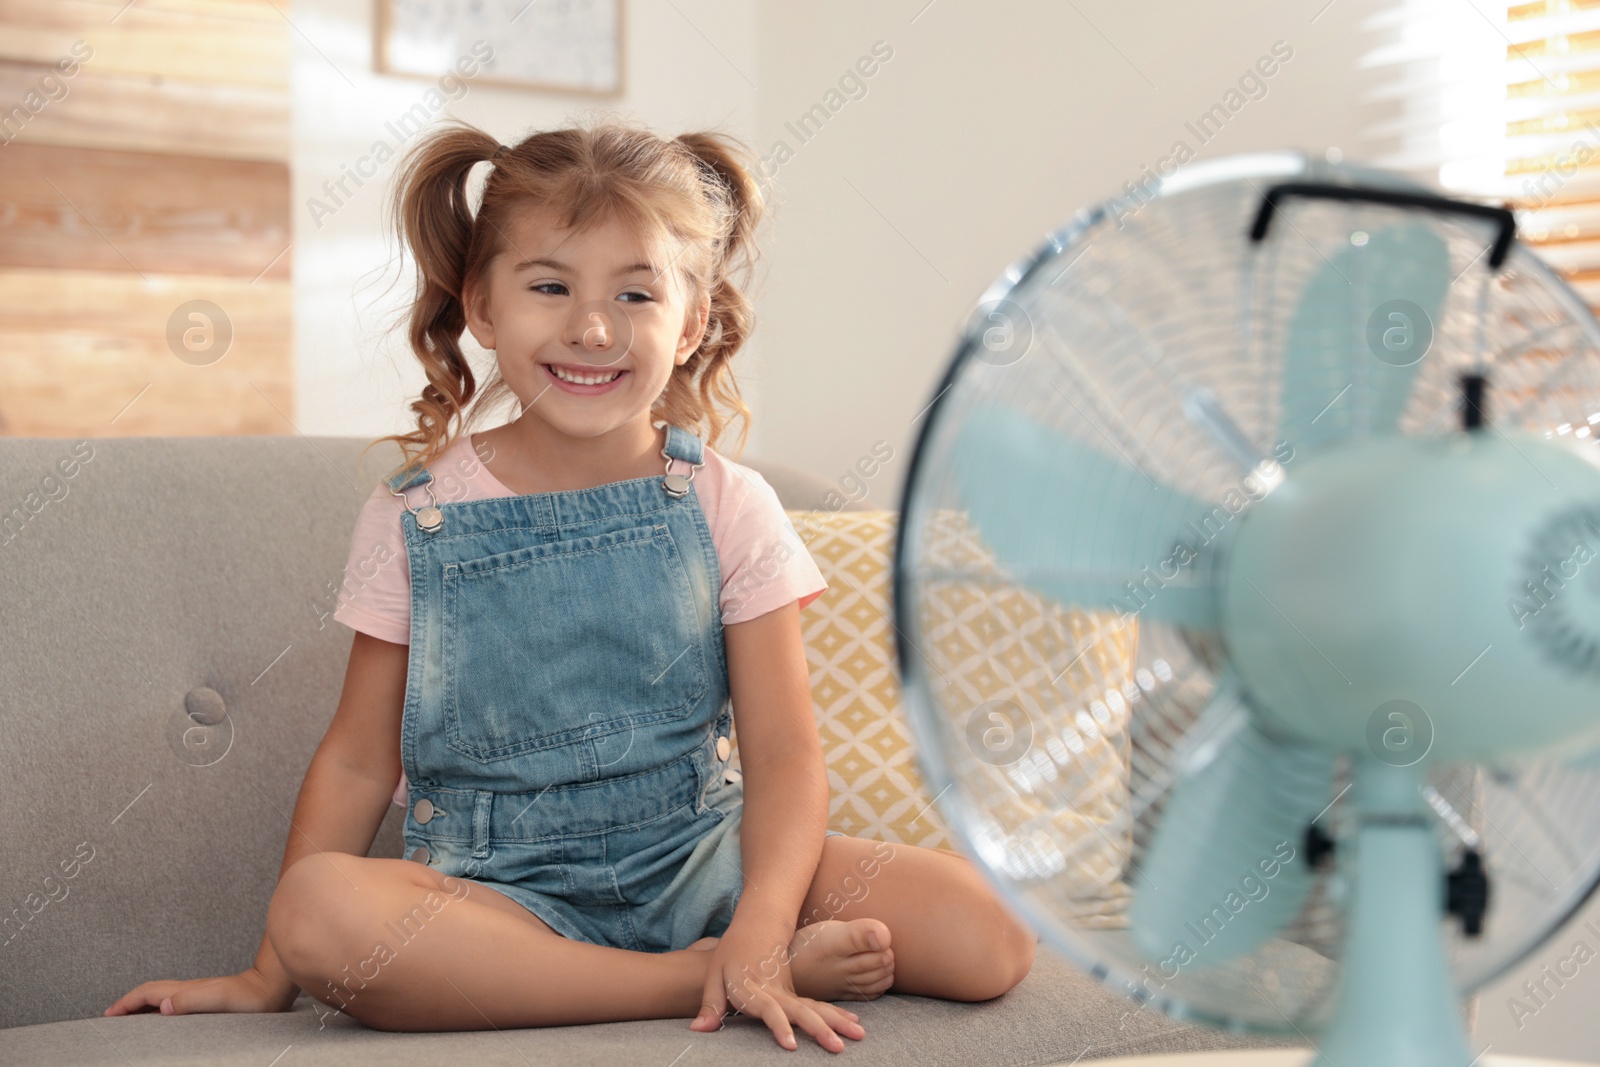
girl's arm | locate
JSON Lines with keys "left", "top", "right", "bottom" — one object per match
{"left": 255, "top": 631, "right": 410, "bottom": 993}
{"left": 723, "top": 599, "right": 830, "bottom": 936}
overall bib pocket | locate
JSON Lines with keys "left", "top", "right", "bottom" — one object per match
{"left": 440, "top": 522, "right": 708, "bottom": 763}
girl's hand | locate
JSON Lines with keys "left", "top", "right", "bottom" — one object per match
{"left": 689, "top": 919, "right": 865, "bottom": 1053}
{"left": 103, "top": 968, "right": 298, "bottom": 1016}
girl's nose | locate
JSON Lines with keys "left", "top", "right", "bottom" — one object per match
{"left": 580, "top": 312, "right": 609, "bottom": 348}
{"left": 564, "top": 300, "right": 633, "bottom": 362}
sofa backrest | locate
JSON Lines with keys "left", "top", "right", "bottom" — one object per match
{"left": 0, "top": 434, "right": 861, "bottom": 1030}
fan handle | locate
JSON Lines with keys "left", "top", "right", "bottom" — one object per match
{"left": 1249, "top": 182, "right": 1517, "bottom": 269}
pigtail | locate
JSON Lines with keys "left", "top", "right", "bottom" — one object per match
{"left": 363, "top": 123, "right": 503, "bottom": 479}
{"left": 665, "top": 131, "right": 768, "bottom": 460}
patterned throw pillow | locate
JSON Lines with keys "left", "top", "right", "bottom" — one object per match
{"left": 724, "top": 507, "right": 1140, "bottom": 915}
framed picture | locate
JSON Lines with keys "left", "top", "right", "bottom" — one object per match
{"left": 376, "top": 0, "right": 625, "bottom": 97}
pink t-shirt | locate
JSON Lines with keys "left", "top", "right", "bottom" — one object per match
{"left": 331, "top": 430, "right": 828, "bottom": 807}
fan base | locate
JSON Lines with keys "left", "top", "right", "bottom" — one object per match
{"left": 1316, "top": 759, "right": 1479, "bottom": 1067}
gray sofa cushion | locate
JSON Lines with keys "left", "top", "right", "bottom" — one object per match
{"left": 0, "top": 435, "right": 1290, "bottom": 1063}
{"left": 5, "top": 949, "right": 1294, "bottom": 1065}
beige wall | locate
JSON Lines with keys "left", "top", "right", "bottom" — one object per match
{"left": 750, "top": 0, "right": 1399, "bottom": 505}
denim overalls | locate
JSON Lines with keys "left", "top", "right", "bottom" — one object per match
{"left": 381, "top": 422, "right": 783, "bottom": 953}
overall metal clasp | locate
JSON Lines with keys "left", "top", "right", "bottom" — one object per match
{"left": 389, "top": 477, "right": 443, "bottom": 533}
{"left": 661, "top": 446, "right": 705, "bottom": 498}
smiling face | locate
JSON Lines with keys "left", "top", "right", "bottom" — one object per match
{"left": 463, "top": 205, "right": 710, "bottom": 444}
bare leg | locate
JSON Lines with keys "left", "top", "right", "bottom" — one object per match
{"left": 793, "top": 836, "right": 1037, "bottom": 1001}
{"left": 266, "top": 851, "right": 791, "bottom": 1032}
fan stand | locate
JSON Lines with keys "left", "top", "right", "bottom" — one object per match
{"left": 1315, "top": 757, "right": 1478, "bottom": 1067}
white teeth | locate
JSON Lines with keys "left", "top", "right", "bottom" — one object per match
{"left": 549, "top": 364, "right": 621, "bottom": 386}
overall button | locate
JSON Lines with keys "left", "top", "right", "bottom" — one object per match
{"left": 413, "top": 798, "right": 434, "bottom": 824}
{"left": 409, "top": 846, "right": 431, "bottom": 865}
{"left": 716, "top": 735, "right": 731, "bottom": 761}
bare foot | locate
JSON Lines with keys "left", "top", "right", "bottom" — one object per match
{"left": 684, "top": 921, "right": 893, "bottom": 1000}
{"left": 786, "top": 918, "right": 895, "bottom": 1001}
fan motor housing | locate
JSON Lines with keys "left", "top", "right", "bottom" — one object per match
{"left": 1217, "top": 430, "right": 1600, "bottom": 761}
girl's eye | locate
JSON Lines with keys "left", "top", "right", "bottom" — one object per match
{"left": 528, "top": 283, "right": 651, "bottom": 304}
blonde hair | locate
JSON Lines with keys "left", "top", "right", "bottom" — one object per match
{"left": 362, "top": 115, "right": 767, "bottom": 481}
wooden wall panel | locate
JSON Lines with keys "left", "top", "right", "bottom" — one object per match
{"left": 0, "top": 60, "right": 289, "bottom": 161}
{"left": 0, "top": 0, "right": 292, "bottom": 437}
{"left": 0, "top": 0, "right": 289, "bottom": 89}
{"left": 0, "top": 142, "right": 290, "bottom": 279}
{"left": 0, "top": 268, "right": 292, "bottom": 435}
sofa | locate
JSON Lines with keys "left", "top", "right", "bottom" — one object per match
{"left": 0, "top": 434, "right": 1292, "bottom": 1065}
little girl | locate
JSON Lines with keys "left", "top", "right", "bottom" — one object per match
{"left": 104, "top": 116, "right": 1035, "bottom": 1052}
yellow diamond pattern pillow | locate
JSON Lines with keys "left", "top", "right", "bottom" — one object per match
{"left": 914, "top": 506, "right": 1141, "bottom": 924}
{"left": 724, "top": 507, "right": 1140, "bottom": 916}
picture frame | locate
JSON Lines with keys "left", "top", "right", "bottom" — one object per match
{"left": 375, "top": 0, "right": 626, "bottom": 97}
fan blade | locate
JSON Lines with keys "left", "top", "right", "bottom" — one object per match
{"left": 948, "top": 405, "right": 1222, "bottom": 628}
{"left": 1274, "top": 222, "right": 1450, "bottom": 456}
{"left": 1129, "top": 675, "right": 1333, "bottom": 969}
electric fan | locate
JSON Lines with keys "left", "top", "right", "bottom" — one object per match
{"left": 892, "top": 151, "right": 1600, "bottom": 1067}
